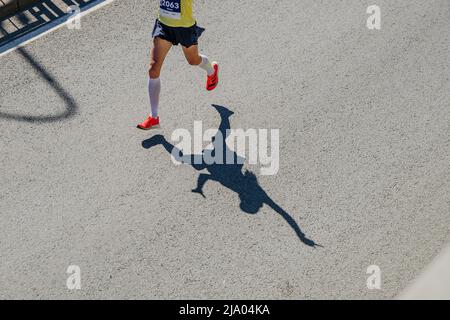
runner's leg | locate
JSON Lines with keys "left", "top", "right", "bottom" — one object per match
{"left": 148, "top": 37, "right": 172, "bottom": 118}
{"left": 182, "top": 44, "right": 219, "bottom": 91}
{"left": 182, "top": 45, "right": 214, "bottom": 75}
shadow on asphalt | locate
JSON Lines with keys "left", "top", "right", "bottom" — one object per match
{"left": 0, "top": 12, "right": 78, "bottom": 123}
{"left": 142, "top": 104, "right": 321, "bottom": 247}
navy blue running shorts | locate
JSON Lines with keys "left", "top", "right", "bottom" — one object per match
{"left": 151, "top": 19, "right": 205, "bottom": 48}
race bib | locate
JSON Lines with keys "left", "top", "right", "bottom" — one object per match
{"left": 160, "top": 0, "right": 181, "bottom": 20}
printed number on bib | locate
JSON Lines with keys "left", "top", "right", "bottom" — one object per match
{"left": 160, "top": 0, "right": 181, "bottom": 20}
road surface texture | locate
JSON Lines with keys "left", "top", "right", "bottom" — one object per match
{"left": 0, "top": 0, "right": 449, "bottom": 299}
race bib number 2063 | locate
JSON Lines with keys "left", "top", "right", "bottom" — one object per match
{"left": 160, "top": 0, "right": 181, "bottom": 20}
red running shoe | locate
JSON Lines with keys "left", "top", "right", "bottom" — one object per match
{"left": 137, "top": 116, "right": 160, "bottom": 130}
{"left": 206, "top": 62, "right": 219, "bottom": 91}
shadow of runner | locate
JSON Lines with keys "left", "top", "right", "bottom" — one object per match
{"left": 0, "top": 13, "right": 78, "bottom": 123}
{"left": 142, "top": 104, "right": 321, "bottom": 247}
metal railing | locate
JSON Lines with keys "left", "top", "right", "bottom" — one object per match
{"left": 0, "top": 0, "right": 96, "bottom": 46}
{"left": 0, "top": 0, "right": 39, "bottom": 19}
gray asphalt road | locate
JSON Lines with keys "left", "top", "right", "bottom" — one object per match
{"left": 0, "top": 0, "right": 449, "bottom": 299}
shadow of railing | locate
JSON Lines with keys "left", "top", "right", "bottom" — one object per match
{"left": 0, "top": 2, "right": 83, "bottom": 122}
{"left": 0, "top": 46, "right": 78, "bottom": 122}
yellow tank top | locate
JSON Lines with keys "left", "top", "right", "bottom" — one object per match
{"left": 158, "top": 0, "right": 195, "bottom": 28}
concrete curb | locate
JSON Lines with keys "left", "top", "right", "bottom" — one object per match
{"left": 397, "top": 245, "right": 450, "bottom": 300}
{"left": 0, "top": 0, "right": 40, "bottom": 19}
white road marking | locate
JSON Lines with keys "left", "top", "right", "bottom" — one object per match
{"left": 0, "top": 0, "right": 115, "bottom": 57}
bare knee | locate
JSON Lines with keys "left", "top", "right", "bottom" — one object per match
{"left": 149, "top": 69, "right": 160, "bottom": 79}
{"left": 186, "top": 55, "right": 201, "bottom": 66}
{"left": 148, "top": 61, "right": 161, "bottom": 78}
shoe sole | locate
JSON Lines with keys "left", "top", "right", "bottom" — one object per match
{"left": 137, "top": 124, "right": 160, "bottom": 130}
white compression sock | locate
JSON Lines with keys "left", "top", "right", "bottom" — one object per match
{"left": 148, "top": 77, "right": 161, "bottom": 118}
{"left": 198, "top": 54, "right": 215, "bottom": 76}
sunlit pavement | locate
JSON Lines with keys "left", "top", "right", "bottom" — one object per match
{"left": 0, "top": 0, "right": 449, "bottom": 299}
